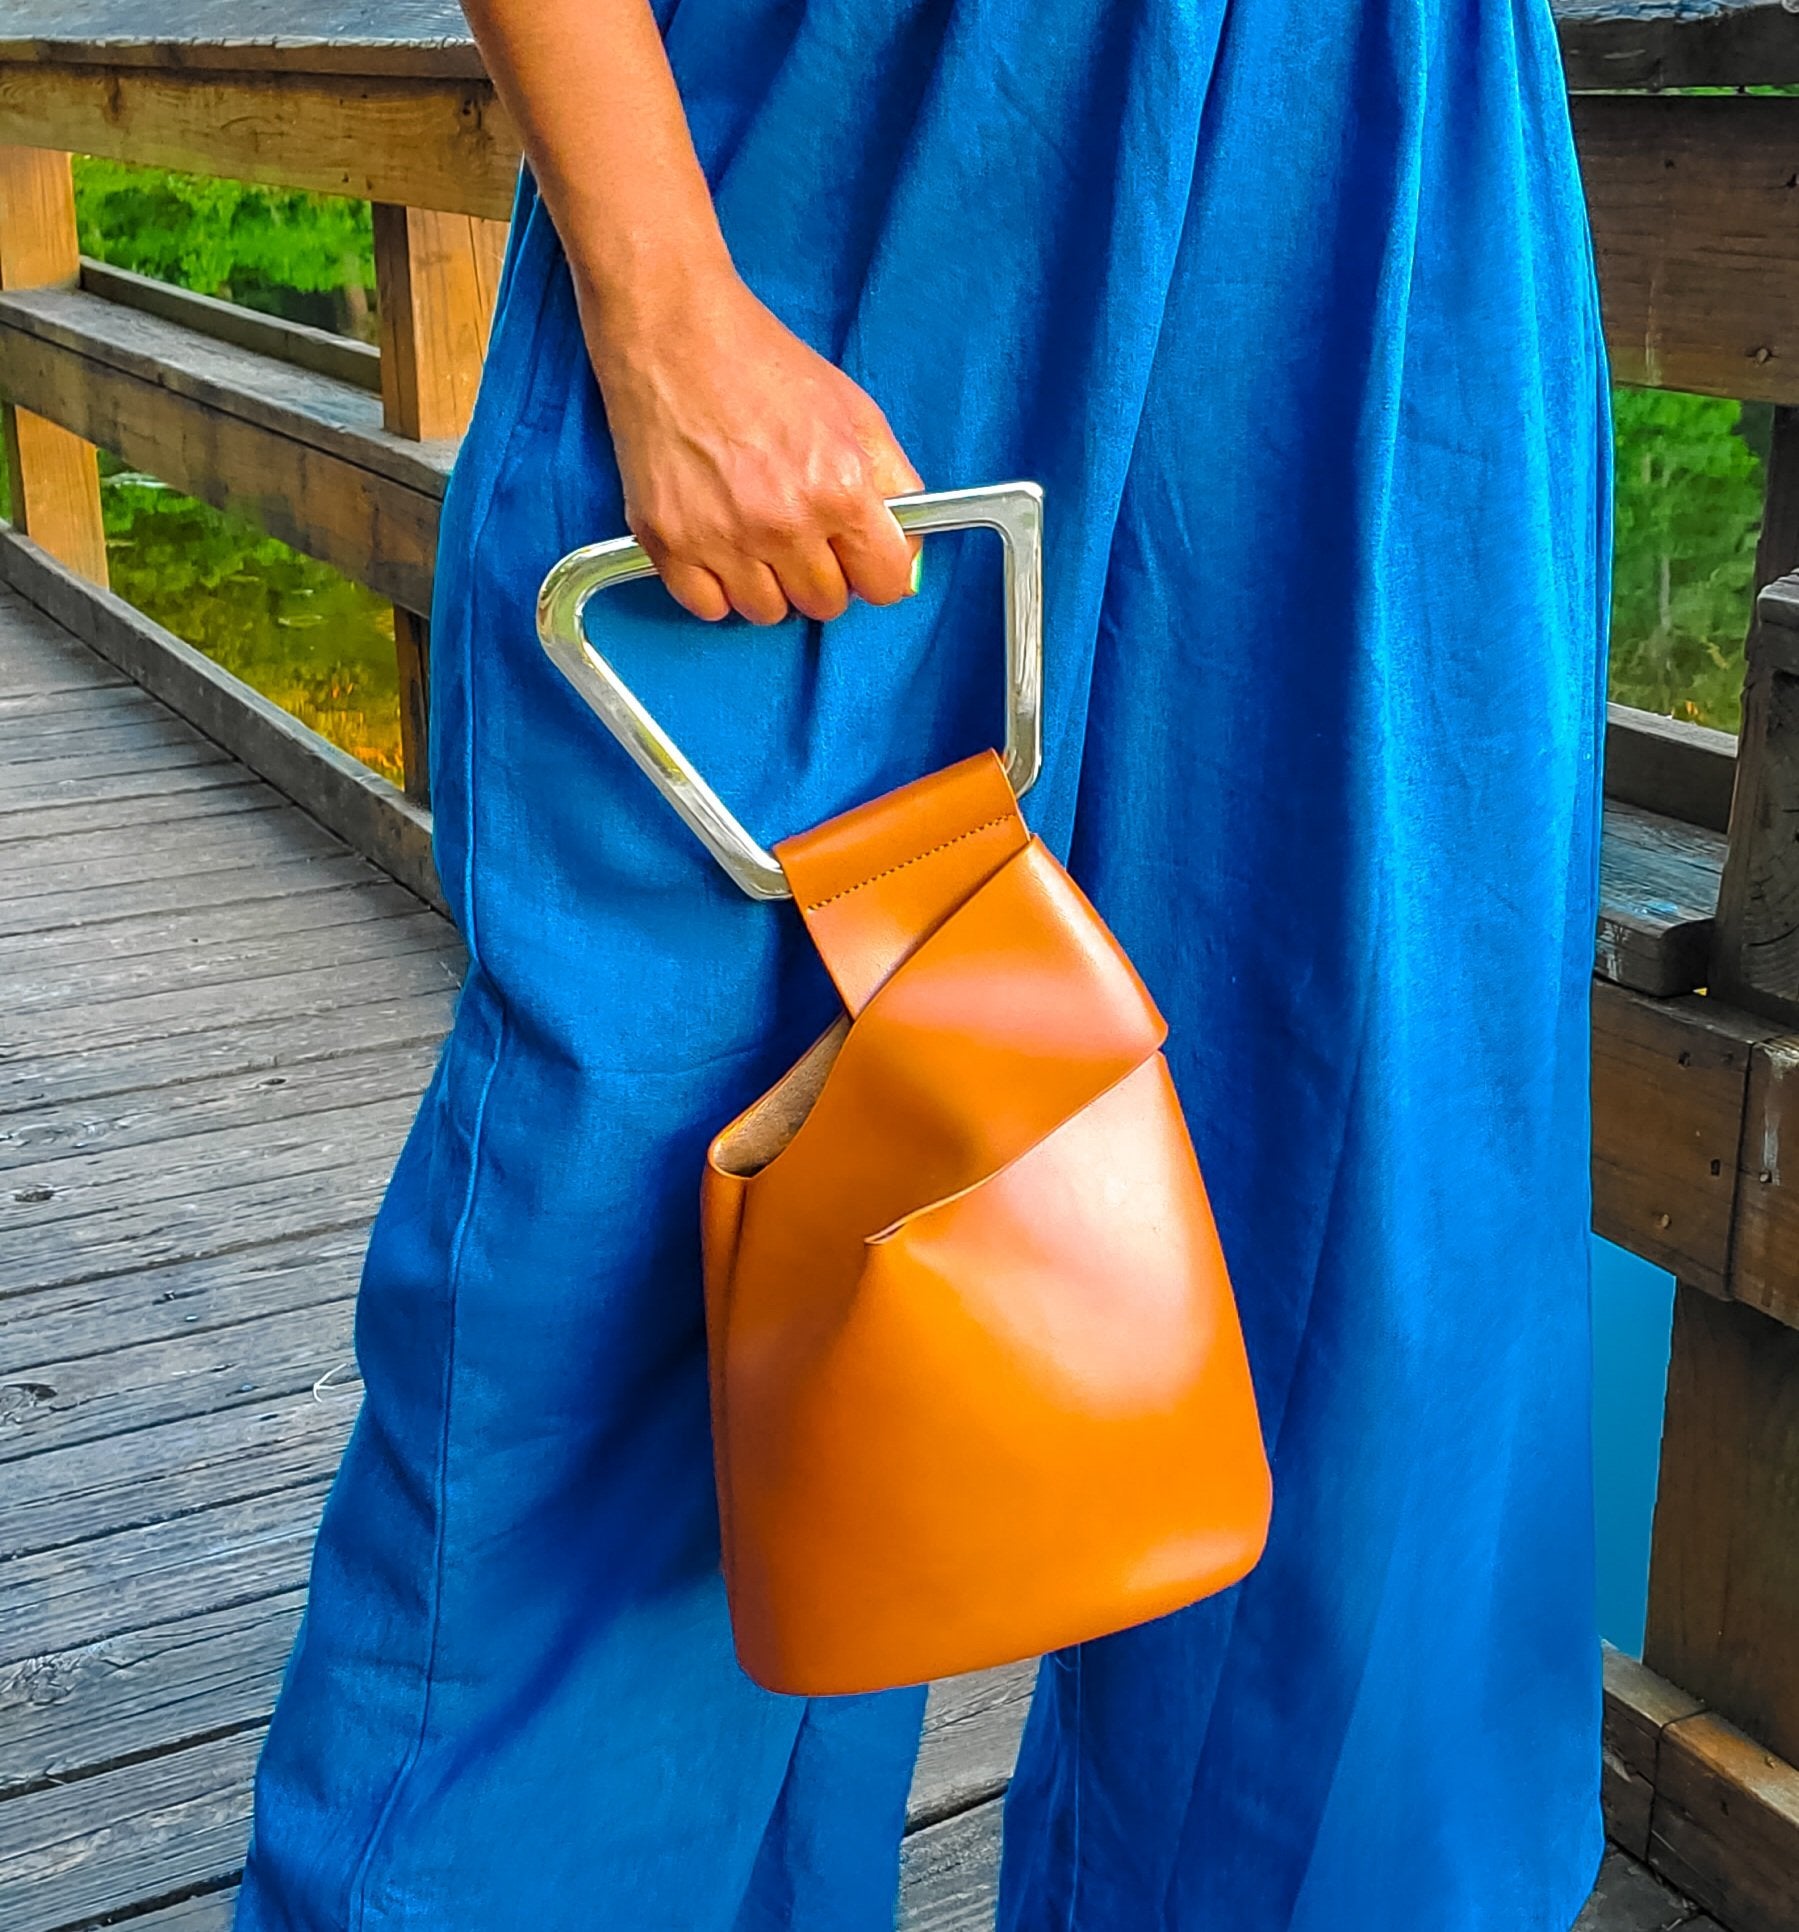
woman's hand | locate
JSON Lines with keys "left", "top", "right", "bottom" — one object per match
{"left": 460, "top": 0, "right": 918, "bottom": 625}
{"left": 578, "top": 263, "right": 924, "bottom": 626}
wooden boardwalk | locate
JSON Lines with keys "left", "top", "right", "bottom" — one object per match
{"left": 0, "top": 582, "right": 1714, "bottom": 1930}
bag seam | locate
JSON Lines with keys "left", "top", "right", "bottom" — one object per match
{"left": 799, "top": 812, "right": 1016, "bottom": 911}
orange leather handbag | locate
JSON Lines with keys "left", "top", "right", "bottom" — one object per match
{"left": 539, "top": 483, "right": 1272, "bottom": 1695}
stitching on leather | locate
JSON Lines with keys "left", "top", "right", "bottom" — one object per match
{"left": 801, "top": 812, "right": 1016, "bottom": 911}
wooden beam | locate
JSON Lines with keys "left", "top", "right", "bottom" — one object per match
{"left": 1645, "top": 1289, "right": 1799, "bottom": 1773}
{"left": 1652, "top": 1710, "right": 1799, "bottom": 1932}
{"left": 80, "top": 257, "right": 380, "bottom": 394}
{"left": 1575, "top": 94, "right": 1799, "bottom": 407}
{"left": 1604, "top": 704, "right": 1736, "bottom": 837}
{"left": 1732, "top": 1035, "right": 1799, "bottom": 1330}
{"left": 372, "top": 202, "right": 504, "bottom": 443}
{"left": 1713, "top": 562, "right": 1799, "bottom": 1025}
{"left": 1602, "top": 1644, "right": 1706, "bottom": 1863}
{"left": 1602, "top": 1645, "right": 1799, "bottom": 1932}
{"left": 371, "top": 200, "right": 506, "bottom": 805}
{"left": 1556, "top": 0, "right": 1799, "bottom": 93}
{"left": 0, "top": 145, "right": 105, "bottom": 584}
{"left": 0, "top": 60, "right": 520, "bottom": 220}
{"left": 1596, "top": 801, "right": 1722, "bottom": 998}
{"left": 0, "top": 284, "right": 445, "bottom": 612}
{"left": 1590, "top": 980, "right": 1772, "bottom": 1299}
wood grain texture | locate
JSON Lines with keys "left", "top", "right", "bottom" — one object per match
{"left": 0, "top": 146, "right": 106, "bottom": 584}
{"left": 1557, "top": 0, "right": 1799, "bottom": 90}
{"left": 1598, "top": 802, "right": 1725, "bottom": 997}
{"left": 1732, "top": 1035, "right": 1799, "bottom": 1329}
{"left": 0, "top": 283, "right": 448, "bottom": 612}
{"left": 0, "top": 0, "right": 485, "bottom": 78}
{"left": 1652, "top": 1711, "right": 1799, "bottom": 1932}
{"left": 371, "top": 200, "right": 503, "bottom": 800}
{"left": 0, "top": 1726, "right": 261, "bottom": 1932}
{"left": 1606, "top": 705, "right": 1737, "bottom": 838}
{"left": 1590, "top": 981, "right": 1772, "bottom": 1299}
{"left": 0, "top": 60, "right": 519, "bottom": 219}
{"left": 1604, "top": 1644, "right": 1709, "bottom": 1863}
{"left": 1645, "top": 1290, "right": 1799, "bottom": 1771}
{"left": 81, "top": 255, "right": 381, "bottom": 392}
{"left": 1576, "top": 94, "right": 1799, "bottom": 407}
{"left": 0, "top": 527, "right": 446, "bottom": 910}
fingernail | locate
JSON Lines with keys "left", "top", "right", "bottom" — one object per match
{"left": 909, "top": 549, "right": 924, "bottom": 596}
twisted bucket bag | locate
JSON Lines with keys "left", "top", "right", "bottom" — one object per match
{"left": 539, "top": 483, "right": 1272, "bottom": 1695}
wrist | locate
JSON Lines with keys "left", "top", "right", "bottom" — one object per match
{"left": 568, "top": 225, "right": 739, "bottom": 362}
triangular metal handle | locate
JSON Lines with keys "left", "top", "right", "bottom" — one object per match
{"left": 535, "top": 482, "right": 1044, "bottom": 900}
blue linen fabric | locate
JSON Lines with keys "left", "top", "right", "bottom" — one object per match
{"left": 235, "top": 0, "right": 1611, "bottom": 1925}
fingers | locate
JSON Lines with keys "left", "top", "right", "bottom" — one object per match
{"left": 771, "top": 540, "right": 853, "bottom": 623}
{"left": 711, "top": 556, "right": 790, "bottom": 627}
{"left": 657, "top": 560, "right": 732, "bottom": 624}
{"left": 822, "top": 414, "right": 921, "bottom": 607}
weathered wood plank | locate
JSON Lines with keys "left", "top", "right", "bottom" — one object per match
{"left": 1, "top": 1592, "right": 302, "bottom": 1800}
{"left": 911, "top": 1663, "right": 1034, "bottom": 1832}
{"left": 0, "top": 756, "right": 248, "bottom": 819}
{"left": 898, "top": 1799, "right": 1003, "bottom": 1932}
{"left": 1597, "top": 802, "right": 1724, "bottom": 998}
{"left": 0, "top": 1725, "right": 261, "bottom": 1932}
{"left": 0, "top": 1483, "right": 327, "bottom": 1663}
{"left": 0, "top": 1297, "right": 359, "bottom": 1462}
{"left": 1590, "top": 981, "right": 1773, "bottom": 1299}
{"left": 83, "top": 255, "right": 381, "bottom": 393}
{"left": 1603, "top": 1644, "right": 1709, "bottom": 1863}
{"left": 0, "top": 529, "right": 445, "bottom": 910}
{"left": 1732, "top": 1035, "right": 1799, "bottom": 1329}
{"left": 3, "top": 1384, "right": 354, "bottom": 1553}
{"left": 0, "top": 983, "right": 457, "bottom": 1113}
{"left": 1645, "top": 1290, "right": 1799, "bottom": 1772}
{"left": 1574, "top": 1850, "right": 1715, "bottom": 1932}
{"left": 1652, "top": 1711, "right": 1799, "bottom": 1932}
{"left": 1557, "top": 0, "right": 1799, "bottom": 91}
{"left": 0, "top": 283, "right": 450, "bottom": 497}
{"left": 0, "top": 848, "right": 399, "bottom": 938}
{"left": 1, "top": 905, "right": 448, "bottom": 1012}
{"left": 0, "top": 59, "right": 519, "bottom": 220}
{"left": 0, "top": 1225, "right": 366, "bottom": 1373}
{"left": 1576, "top": 94, "right": 1799, "bottom": 407}
{"left": 0, "top": 1100, "right": 418, "bottom": 1293}
{"left": 0, "top": 740, "right": 239, "bottom": 801}
{"left": 4, "top": 945, "right": 457, "bottom": 1068}
{"left": 0, "top": 289, "right": 446, "bottom": 612}
{"left": 1605, "top": 705, "right": 1736, "bottom": 838}
{"left": 0, "top": 798, "right": 322, "bottom": 893}
{"left": 0, "top": 2, "right": 485, "bottom": 79}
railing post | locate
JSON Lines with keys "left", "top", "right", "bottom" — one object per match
{"left": 0, "top": 146, "right": 107, "bottom": 585}
{"left": 1642, "top": 409, "right": 1799, "bottom": 1781}
{"left": 372, "top": 202, "right": 508, "bottom": 805}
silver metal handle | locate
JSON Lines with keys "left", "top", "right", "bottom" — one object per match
{"left": 535, "top": 481, "right": 1044, "bottom": 900}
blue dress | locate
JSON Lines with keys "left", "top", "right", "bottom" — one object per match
{"left": 237, "top": 0, "right": 1610, "bottom": 1926}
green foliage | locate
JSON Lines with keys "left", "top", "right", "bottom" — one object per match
{"left": 101, "top": 476, "right": 402, "bottom": 782}
{"left": 71, "top": 158, "right": 374, "bottom": 327}
{"left": 1607, "top": 388, "right": 1761, "bottom": 733}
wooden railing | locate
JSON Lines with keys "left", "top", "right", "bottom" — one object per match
{"left": 1, "top": 4, "right": 1797, "bottom": 1927}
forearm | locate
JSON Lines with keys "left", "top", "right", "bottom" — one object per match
{"left": 461, "top": 0, "right": 732, "bottom": 346}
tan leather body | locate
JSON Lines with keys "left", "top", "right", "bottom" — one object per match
{"left": 702, "top": 751, "right": 1272, "bottom": 1696}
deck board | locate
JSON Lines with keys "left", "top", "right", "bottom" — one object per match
{"left": 0, "top": 589, "right": 1711, "bottom": 1928}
